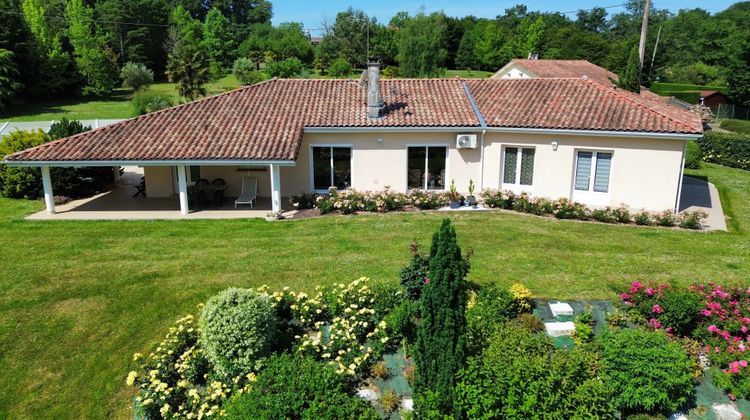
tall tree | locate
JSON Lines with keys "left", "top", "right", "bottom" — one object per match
{"left": 0, "top": 49, "right": 20, "bottom": 111}
{"left": 66, "top": 0, "right": 118, "bottom": 95}
{"left": 318, "top": 8, "right": 372, "bottom": 69}
{"left": 95, "top": 0, "right": 170, "bottom": 73}
{"left": 618, "top": 45, "right": 641, "bottom": 93}
{"left": 576, "top": 7, "right": 608, "bottom": 33}
{"left": 20, "top": 0, "right": 71, "bottom": 95}
{"left": 202, "top": 7, "right": 234, "bottom": 67}
{"left": 396, "top": 12, "right": 447, "bottom": 78}
{"left": 165, "top": 6, "right": 210, "bottom": 100}
{"left": 414, "top": 219, "right": 469, "bottom": 414}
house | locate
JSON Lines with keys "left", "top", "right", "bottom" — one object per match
{"left": 3, "top": 63, "right": 702, "bottom": 218}
{"left": 493, "top": 59, "right": 618, "bottom": 87}
{"left": 699, "top": 90, "right": 729, "bottom": 110}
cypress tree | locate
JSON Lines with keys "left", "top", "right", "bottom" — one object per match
{"left": 414, "top": 218, "right": 469, "bottom": 414}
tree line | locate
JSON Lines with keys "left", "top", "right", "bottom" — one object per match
{"left": 0, "top": 0, "right": 748, "bottom": 111}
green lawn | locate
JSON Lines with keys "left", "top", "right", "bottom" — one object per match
{"left": 0, "top": 163, "right": 747, "bottom": 418}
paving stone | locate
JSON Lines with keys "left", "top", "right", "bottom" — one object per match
{"left": 713, "top": 403, "right": 742, "bottom": 420}
{"left": 549, "top": 302, "right": 574, "bottom": 317}
{"left": 356, "top": 388, "right": 379, "bottom": 401}
{"left": 545, "top": 321, "right": 576, "bottom": 337}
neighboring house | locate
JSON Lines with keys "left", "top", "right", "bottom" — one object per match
{"left": 492, "top": 59, "right": 619, "bottom": 87}
{"left": 3, "top": 63, "right": 702, "bottom": 217}
{"left": 699, "top": 90, "right": 729, "bottom": 109}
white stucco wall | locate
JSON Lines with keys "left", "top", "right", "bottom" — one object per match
{"left": 142, "top": 131, "right": 687, "bottom": 211}
{"left": 282, "top": 131, "right": 686, "bottom": 211}
{"left": 491, "top": 64, "right": 532, "bottom": 79}
{"left": 144, "top": 166, "right": 174, "bottom": 197}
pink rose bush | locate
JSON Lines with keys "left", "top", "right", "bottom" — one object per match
{"left": 620, "top": 282, "right": 750, "bottom": 399}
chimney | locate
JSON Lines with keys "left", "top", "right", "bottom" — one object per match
{"left": 367, "top": 61, "right": 382, "bottom": 119}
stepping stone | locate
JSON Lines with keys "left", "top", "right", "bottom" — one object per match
{"left": 545, "top": 321, "right": 576, "bottom": 337}
{"left": 549, "top": 302, "right": 574, "bottom": 317}
{"left": 713, "top": 403, "right": 742, "bottom": 420}
{"left": 401, "top": 398, "right": 414, "bottom": 411}
{"left": 356, "top": 388, "right": 379, "bottom": 401}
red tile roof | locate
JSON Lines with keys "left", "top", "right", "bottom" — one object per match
{"left": 498, "top": 59, "right": 618, "bottom": 86}
{"left": 5, "top": 78, "right": 702, "bottom": 163}
{"left": 468, "top": 78, "right": 703, "bottom": 134}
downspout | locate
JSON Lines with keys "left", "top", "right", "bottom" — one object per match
{"left": 674, "top": 139, "right": 688, "bottom": 212}
{"left": 461, "top": 82, "right": 488, "bottom": 191}
{"left": 479, "top": 129, "right": 486, "bottom": 190}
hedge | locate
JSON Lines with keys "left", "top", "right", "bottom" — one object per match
{"left": 650, "top": 82, "right": 729, "bottom": 95}
{"left": 698, "top": 131, "right": 750, "bottom": 170}
{"left": 663, "top": 91, "right": 700, "bottom": 104}
{"left": 720, "top": 119, "right": 750, "bottom": 135}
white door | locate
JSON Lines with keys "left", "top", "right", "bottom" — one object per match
{"left": 571, "top": 150, "right": 612, "bottom": 206}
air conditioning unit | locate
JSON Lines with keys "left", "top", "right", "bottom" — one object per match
{"left": 456, "top": 134, "right": 477, "bottom": 149}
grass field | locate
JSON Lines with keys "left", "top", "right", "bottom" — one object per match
{"left": 2, "top": 70, "right": 494, "bottom": 122}
{"left": 0, "top": 163, "right": 746, "bottom": 418}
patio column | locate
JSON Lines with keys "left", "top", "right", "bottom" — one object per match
{"left": 269, "top": 164, "right": 281, "bottom": 213}
{"left": 113, "top": 166, "right": 121, "bottom": 186}
{"left": 41, "top": 166, "right": 55, "bottom": 214}
{"left": 176, "top": 165, "right": 189, "bottom": 215}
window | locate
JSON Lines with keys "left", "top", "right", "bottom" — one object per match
{"left": 407, "top": 146, "right": 447, "bottom": 190}
{"left": 574, "top": 151, "right": 612, "bottom": 193}
{"left": 502, "top": 147, "right": 535, "bottom": 186}
{"left": 312, "top": 146, "right": 351, "bottom": 191}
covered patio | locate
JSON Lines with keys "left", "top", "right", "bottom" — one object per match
{"left": 25, "top": 161, "right": 294, "bottom": 219}
{"left": 26, "top": 185, "right": 293, "bottom": 220}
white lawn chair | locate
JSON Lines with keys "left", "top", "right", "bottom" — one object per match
{"left": 235, "top": 176, "right": 258, "bottom": 208}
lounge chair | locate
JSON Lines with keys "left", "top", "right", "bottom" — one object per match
{"left": 235, "top": 176, "right": 257, "bottom": 208}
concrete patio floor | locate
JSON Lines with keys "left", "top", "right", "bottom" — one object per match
{"left": 27, "top": 186, "right": 292, "bottom": 220}
{"left": 679, "top": 175, "right": 727, "bottom": 231}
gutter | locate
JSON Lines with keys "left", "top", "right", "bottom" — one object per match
{"left": 304, "top": 126, "right": 701, "bottom": 141}
{"left": 674, "top": 140, "right": 688, "bottom": 212}
{"left": 461, "top": 81, "right": 489, "bottom": 191}
{"left": 2, "top": 159, "right": 298, "bottom": 168}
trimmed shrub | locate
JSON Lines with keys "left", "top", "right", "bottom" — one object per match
{"left": 408, "top": 189, "right": 448, "bottom": 209}
{"left": 553, "top": 198, "right": 588, "bottom": 219}
{"left": 232, "top": 58, "right": 266, "bottom": 85}
{"left": 600, "top": 328, "right": 695, "bottom": 416}
{"left": 414, "top": 219, "right": 469, "bottom": 413}
{"left": 720, "top": 119, "right": 750, "bottom": 135}
{"left": 679, "top": 210, "right": 707, "bottom": 230}
{"left": 131, "top": 92, "right": 173, "bottom": 115}
{"left": 265, "top": 57, "right": 304, "bottom": 78}
{"left": 655, "top": 210, "right": 677, "bottom": 227}
{"left": 199, "top": 288, "right": 278, "bottom": 377}
{"left": 386, "top": 299, "right": 417, "bottom": 344}
{"left": 120, "top": 62, "right": 153, "bottom": 91}
{"left": 685, "top": 141, "right": 703, "bottom": 169}
{"left": 327, "top": 56, "right": 353, "bottom": 78}
{"left": 0, "top": 129, "right": 49, "bottom": 199}
{"left": 454, "top": 326, "right": 615, "bottom": 418}
{"left": 400, "top": 242, "right": 430, "bottom": 300}
{"left": 224, "top": 354, "right": 379, "bottom": 419}
{"left": 698, "top": 131, "right": 750, "bottom": 171}
{"left": 634, "top": 210, "right": 653, "bottom": 226}
{"left": 480, "top": 189, "right": 515, "bottom": 209}
{"left": 591, "top": 207, "right": 618, "bottom": 224}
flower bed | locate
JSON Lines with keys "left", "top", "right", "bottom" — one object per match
{"left": 621, "top": 281, "right": 750, "bottom": 400}
{"left": 481, "top": 189, "right": 706, "bottom": 229}
{"left": 291, "top": 187, "right": 706, "bottom": 230}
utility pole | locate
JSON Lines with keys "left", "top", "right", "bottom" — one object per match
{"left": 647, "top": 25, "right": 662, "bottom": 82}
{"left": 638, "top": 0, "right": 651, "bottom": 83}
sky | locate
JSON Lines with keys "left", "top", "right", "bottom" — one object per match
{"left": 271, "top": 0, "right": 738, "bottom": 36}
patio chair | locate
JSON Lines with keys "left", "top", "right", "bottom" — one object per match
{"left": 235, "top": 176, "right": 257, "bottom": 208}
{"left": 132, "top": 177, "right": 146, "bottom": 198}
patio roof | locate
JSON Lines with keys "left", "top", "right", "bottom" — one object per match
{"left": 4, "top": 78, "right": 703, "bottom": 164}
